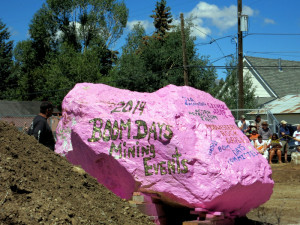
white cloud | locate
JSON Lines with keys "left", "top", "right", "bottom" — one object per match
{"left": 264, "top": 18, "right": 275, "bottom": 24}
{"left": 7, "top": 26, "right": 19, "bottom": 37}
{"left": 189, "top": 17, "right": 212, "bottom": 39}
{"left": 157, "top": 16, "right": 211, "bottom": 39}
{"left": 127, "top": 20, "right": 153, "bottom": 31}
{"left": 187, "top": 2, "right": 255, "bottom": 38}
{"left": 55, "top": 21, "right": 82, "bottom": 40}
{"left": 125, "top": 2, "right": 256, "bottom": 40}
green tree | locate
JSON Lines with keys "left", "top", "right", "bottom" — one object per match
{"left": 43, "top": 0, "right": 128, "bottom": 50}
{"left": 114, "top": 19, "right": 217, "bottom": 93}
{"left": 216, "top": 58, "right": 257, "bottom": 109}
{"left": 188, "top": 55, "right": 217, "bottom": 93}
{"left": 12, "top": 0, "right": 128, "bottom": 105}
{"left": 150, "top": 0, "right": 173, "bottom": 40}
{"left": 111, "top": 23, "right": 150, "bottom": 91}
{"left": 13, "top": 40, "right": 46, "bottom": 100}
{"left": 29, "top": 4, "right": 59, "bottom": 66}
{"left": 0, "top": 19, "right": 14, "bottom": 99}
{"left": 122, "top": 22, "right": 146, "bottom": 55}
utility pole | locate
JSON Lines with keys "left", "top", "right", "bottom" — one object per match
{"left": 180, "top": 13, "right": 189, "bottom": 86}
{"left": 237, "top": 0, "right": 244, "bottom": 109}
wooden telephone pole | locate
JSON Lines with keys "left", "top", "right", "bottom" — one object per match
{"left": 238, "top": 0, "right": 244, "bottom": 109}
{"left": 180, "top": 13, "right": 189, "bottom": 86}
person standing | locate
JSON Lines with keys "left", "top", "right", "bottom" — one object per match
{"left": 279, "top": 120, "right": 290, "bottom": 163}
{"left": 28, "top": 101, "right": 55, "bottom": 150}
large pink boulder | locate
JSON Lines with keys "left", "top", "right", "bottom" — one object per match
{"left": 55, "top": 83, "right": 273, "bottom": 217}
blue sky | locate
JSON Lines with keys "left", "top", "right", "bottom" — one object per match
{"left": 1, "top": 0, "right": 300, "bottom": 79}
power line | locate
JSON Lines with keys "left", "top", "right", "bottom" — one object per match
{"left": 210, "top": 54, "right": 234, "bottom": 64}
{"left": 192, "top": 25, "right": 225, "bottom": 57}
{"left": 4, "top": 64, "right": 300, "bottom": 98}
{"left": 246, "top": 51, "right": 300, "bottom": 58}
{"left": 195, "top": 35, "right": 235, "bottom": 46}
{"left": 248, "top": 51, "right": 300, "bottom": 54}
{"left": 246, "top": 33, "right": 300, "bottom": 36}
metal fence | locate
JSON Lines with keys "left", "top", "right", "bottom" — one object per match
{"left": 229, "top": 108, "right": 280, "bottom": 134}
{"left": 0, "top": 109, "right": 286, "bottom": 138}
{"left": 0, "top": 115, "right": 61, "bottom": 140}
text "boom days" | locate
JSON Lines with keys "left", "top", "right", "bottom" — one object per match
{"left": 88, "top": 118, "right": 173, "bottom": 142}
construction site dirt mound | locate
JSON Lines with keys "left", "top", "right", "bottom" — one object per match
{"left": 0, "top": 121, "right": 154, "bottom": 225}
{"left": 1, "top": 120, "right": 300, "bottom": 225}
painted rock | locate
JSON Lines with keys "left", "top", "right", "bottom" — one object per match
{"left": 55, "top": 83, "right": 273, "bottom": 217}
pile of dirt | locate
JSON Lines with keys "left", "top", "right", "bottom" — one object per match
{"left": 2, "top": 120, "right": 300, "bottom": 225}
{"left": 0, "top": 121, "right": 154, "bottom": 225}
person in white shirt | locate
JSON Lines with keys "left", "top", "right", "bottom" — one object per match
{"left": 237, "top": 115, "right": 250, "bottom": 133}
{"left": 254, "top": 135, "right": 268, "bottom": 160}
{"left": 293, "top": 124, "right": 300, "bottom": 152}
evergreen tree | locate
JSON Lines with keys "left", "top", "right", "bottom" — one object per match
{"left": 13, "top": 40, "right": 39, "bottom": 100}
{"left": 114, "top": 17, "right": 217, "bottom": 93}
{"left": 150, "top": 0, "right": 173, "bottom": 40}
{"left": 111, "top": 23, "right": 150, "bottom": 91}
{"left": 216, "top": 58, "right": 257, "bottom": 110}
{"left": 0, "top": 19, "right": 14, "bottom": 99}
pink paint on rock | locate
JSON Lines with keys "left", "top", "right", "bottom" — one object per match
{"left": 55, "top": 83, "right": 273, "bottom": 217}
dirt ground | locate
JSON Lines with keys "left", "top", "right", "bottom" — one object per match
{"left": 247, "top": 163, "right": 300, "bottom": 225}
{"left": 0, "top": 121, "right": 154, "bottom": 225}
{"left": 1, "top": 120, "right": 300, "bottom": 225}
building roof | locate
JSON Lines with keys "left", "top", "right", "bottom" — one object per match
{"left": 245, "top": 56, "right": 300, "bottom": 98}
{"left": 248, "top": 95, "right": 300, "bottom": 115}
{"left": 0, "top": 101, "right": 60, "bottom": 116}
{"left": 267, "top": 95, "right": 300, "bottom": 114}
{"left": 257, "top": 97, "right": 276, "bottom": 106}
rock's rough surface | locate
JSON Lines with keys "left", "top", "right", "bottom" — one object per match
{"left": 55, "top": 83, "right": 273, "bottom": 217}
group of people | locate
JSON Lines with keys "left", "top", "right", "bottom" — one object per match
{"left": 238, "top": 115, "right": 300, "bottom": 164}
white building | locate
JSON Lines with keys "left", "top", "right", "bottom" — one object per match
{"left": 242, "top": 56, "right": 300, "bottom": 125}
{"left": 244, "top": 56, "right": 300, "bottom": 107}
